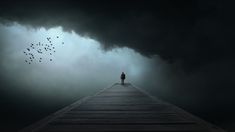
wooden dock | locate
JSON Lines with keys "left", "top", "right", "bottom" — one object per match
{"left": 21, "top": 83, "right": 225, "bottom": 132}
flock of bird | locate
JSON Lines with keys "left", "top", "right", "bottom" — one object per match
{"left": 23, "top": 36, "right": 64, "bottom": 64}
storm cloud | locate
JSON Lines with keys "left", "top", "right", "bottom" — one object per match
{"left": 0, "top": 0, "right": 234, "bottom": 70}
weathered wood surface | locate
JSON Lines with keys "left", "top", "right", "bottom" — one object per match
{"left": 21, "top": 83, "right": 225, "bottom": 132}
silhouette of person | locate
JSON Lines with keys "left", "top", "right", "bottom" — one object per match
{"left": 120, "top": 72, "right": 126, "bottom": 85}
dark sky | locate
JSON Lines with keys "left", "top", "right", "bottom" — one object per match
{"left": 0, "top": 0, "right": 235, "bottom": 131}
{"left": 1, "top": 0, "right": 234, "bottom": 70}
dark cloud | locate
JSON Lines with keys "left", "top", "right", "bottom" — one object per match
{"left": 1, "top": 0, "right": 234, "bottom": 70}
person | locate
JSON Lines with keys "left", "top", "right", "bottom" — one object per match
{"left": 120, "top": 72, "right": 126, "bottom": 85}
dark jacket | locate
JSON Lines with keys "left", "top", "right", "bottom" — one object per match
{"left": 121, "top": 73, "right": 125, "bottom": 80}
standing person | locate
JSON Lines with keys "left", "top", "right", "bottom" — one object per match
{"left": 120, "top": 72, "right": 126, "bottom": 85}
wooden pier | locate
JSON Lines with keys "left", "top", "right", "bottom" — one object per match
{"left": 21, "top": 83, "right": 225, "bottom": 132}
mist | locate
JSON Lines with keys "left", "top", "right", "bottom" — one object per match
{"left": 0, "top": 22, "right": 157, "bottom": 98}
{"left": 0, "top": 23, "right": 170, "bottom": 131}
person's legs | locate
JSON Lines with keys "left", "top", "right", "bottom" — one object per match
{"left": 121, "top": 79, "right": 124, "bottom": 85}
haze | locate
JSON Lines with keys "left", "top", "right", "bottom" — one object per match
{"left": 0, "top": 23, "right": 163, "bottom": 103}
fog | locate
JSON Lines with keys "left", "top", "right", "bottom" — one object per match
{"left": 0, "top": 23, "right": 167, "bottom": 130}
{"left": 0, "top": 22, "right": 163, "bottom": 104}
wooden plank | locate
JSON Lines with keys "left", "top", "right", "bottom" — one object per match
{"left": 38, "top": 124, "right": 206, "bottom": 132}
{"left": 65, "top": 111, "right": 178, "bottom": 115}
{"left": 48, "top": 119, "right": 196, "bottom": 125}
{"left": 58, "top": 113, "right": 192, "bottom": 120}
{"left": 85, "top": 97, "right": 155, "bottom": 103}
